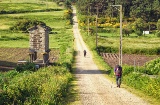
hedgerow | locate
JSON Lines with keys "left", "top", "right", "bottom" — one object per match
{"left": 97, "top": 45, "right": 160, "bottom": 55}
{"left": 145, "top": 58, "right": 160, "bottom": 75}
{"left": 114, "top": 64, "right": 160, "bottom": 101}
{"left": 0, "top": 66, "right": 72, "bottom": 104}
{"left": 123, "top": 72, "right": 160, "bottom": 100}
{"left": 10, "top": 19, "right": 51, "bottom": 32}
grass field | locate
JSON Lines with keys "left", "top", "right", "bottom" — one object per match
{"left": 0, "top": 1, "right": 72, "bottom": 48}
{"left": 98, "top": 32, "right": 160, "bottom": 50}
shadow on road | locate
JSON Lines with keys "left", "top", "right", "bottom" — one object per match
{"left": 75, "top": 69, "right": 111, "bottom": 74}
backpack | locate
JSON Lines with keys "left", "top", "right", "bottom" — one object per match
{"left": 115, "top": 66, "right": 122, "bottom": 76}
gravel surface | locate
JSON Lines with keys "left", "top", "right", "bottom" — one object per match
{"left": 72, "top": 6, "right": 149, "bottom": 105}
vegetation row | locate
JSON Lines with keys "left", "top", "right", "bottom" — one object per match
{"left": 0, "top": 66, "right": 72, "bottom": 104}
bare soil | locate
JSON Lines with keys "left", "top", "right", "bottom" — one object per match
{"left": 100, "top": 53, "right": 159, "bottom": 68}
{"left": 0, "top": 48, "right": 59, "bottom": 71}
{"left": 73, "top": 6, "right": 150, "bottom": 105}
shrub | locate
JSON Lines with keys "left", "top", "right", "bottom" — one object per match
{"left": 135, "top": 30, "right": 143, "bottom": 36}
{"left": 156, "top": 31, "right": 160, "bottom": 37}
{"left": 122, "top": 65, "right": 134, "bottom": 76}
{"left": 113, "top": 23, "right": 120, "bottom": 28}
{"left": 0, "top": 66, "right": 72, "bottom": 104}
{"left": 157, "top": 19, "right": 160, "bottom": 31}
{"left": 97, "top": 46, "right": 118, "bottom": 53}
{"left": 15, "top": 62, "right": 36, "bottom": 72}
{"left": 123, "top": 72, "right": 160, "bottom": 100}
{"left": 145, "top": 58, "right": 160, "bottom": 75}
{"left": 64, "top": 9, "right": 73, "bottom": 25}
{"left": 132, "top": 18, "right": 147, "bottom": 36}
{"left": 10, "top": 19, "right": 49, "bottom": 32}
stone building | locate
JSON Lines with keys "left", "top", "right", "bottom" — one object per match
{"left": 28, "top": 25, "right": 51, "bottom": 66}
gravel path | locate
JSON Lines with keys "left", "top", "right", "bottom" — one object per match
{"left": 72, "top": 6, "right": 149, "bottom": 105}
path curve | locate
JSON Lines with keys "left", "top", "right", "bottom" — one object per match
{"left": 72, "top": 6, "right": 149, "bottom": 105}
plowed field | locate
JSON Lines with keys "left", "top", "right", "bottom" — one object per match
{"left": 100, "top": 53, "right": 159, "bottom": 68}
{"left": 0, "top": 48, "right": 59, "bottom": 71}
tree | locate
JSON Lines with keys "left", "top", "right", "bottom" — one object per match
{"left": 132, "top": 18, "right": 147, "bottom": 36}
{"left": 76, "top": 0, "right": 108, "bottom": 16}
{"left": 156, "top": 19, "right": 160, "bottom": 37}
{"left": 157, "top": 19, "right": 160, "bottom": 31}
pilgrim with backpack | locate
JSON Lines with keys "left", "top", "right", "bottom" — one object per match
{"left": 114, "top": 65, "right": 122, "bottom": 88}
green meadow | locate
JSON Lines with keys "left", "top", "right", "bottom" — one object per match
{"left": 98, "top": 32, "right": 160, "bottom": 54}
{"left": 0, "top": 1, "right": 72, "bottom": 48}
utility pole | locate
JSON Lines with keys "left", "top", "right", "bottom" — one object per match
{"left": 110, "top": 5, "right": 123, "bottom": 66}
{"left": 96, "top": 4, "right": 99, "bottom": 49}
{"left": 96, "top": 5, "right": 98, "bottom": 49}
{"left": 88, "top": 5, "right": 90, "bottom": 36}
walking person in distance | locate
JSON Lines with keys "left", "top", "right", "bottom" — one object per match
{"left": 83, "top": 50, "right": 87, "bottom": 57}
{"left": 114, "top": 65, "right": 122, "bottom": 88}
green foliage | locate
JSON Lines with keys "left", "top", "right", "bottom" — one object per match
{"left": 10, "top": 19, "right": 48, "bottom": 32}
{"left": 132, "top": 18, "right": 147, "bottom": 36}
{"left": 64, "top": 9, "right": 73, "bottom": 25}
{"left": 123, "top": 72, "right": 160, "bottom": 100}
{"left": 0, "top": 70, "right": 19, "bottom": 89}
{"left": 135, "top": 30, "right": 143, "bottom": 36}
{"left": 122, "top": 65, "right": 134, "bottom": 76}
{"left": 156, "top": 19, "right": 160, "bottom": 37}
{"left": 97, "top": 44, "right": 160, "bottom": 55}
{"left": 0, "top": 66, "right": 72, "bottom": 104}
{"left": 15, "top": 62, "right": 36, "bottom": 72}
{"left": 156, "top": 31, "right": 160, "bottom": 37}
{"left": 123, "top": 23, "right": 133, "bottom": 36}
{"left": 76, "top": 0, "right": 160, "bottom": 22}
{"left": 157, "top": 19, "right": 160, "bottom": 31}
{"left": 64, "top": 0, "right": 72, "bottom": 9}
{"left": 145, "top": 58, "right": 160, "bottom": 75}
{"left": 108, "top": 65, "right": 160, "bottom": 101}
{"left": 97, "top": 46, "right": 118, "bottom": 53}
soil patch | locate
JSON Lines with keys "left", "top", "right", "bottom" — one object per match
{"left": 0, "top": 48, "right": 59, "bottom": 72}
{"left": 100, "top": 53, "right": 159, "bottom": 68}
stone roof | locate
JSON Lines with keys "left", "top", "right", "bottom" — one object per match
{"left": 28, "top": 25, "right": 52, "bottom": 33}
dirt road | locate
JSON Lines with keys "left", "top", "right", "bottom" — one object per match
{"left": 72, "top": 6, "right": 149, "bottom": 105}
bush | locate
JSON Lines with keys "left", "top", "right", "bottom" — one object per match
{"left": 122, "top": 65, "right": 134, "bottom": 76}
{"left": 0, "top": 66, "right": 72, "bottom": 104}
{"left": 15, "top": 62, "right": 36, "bottom": 72}
{"left": 123, "top": 72, "right": 160, "bottom": 100}
{"left": 10, "top": 19, "right": 49, "bottom": 32}
{"left": 156, "top": 31, "right": 160, "bottom": 37}
{"left": 145, "top": 58, "right": 160, "bottom": 75}
{"left": 64, "top": 9, "right": 73, "bottom": 25}
{"left": 132, "top": 18, "right": 146, "bottom": 36}
{"left": 135, "top": 30, "right": 143, "bottom": 36}
{"left": 97, "top": 46, "right": 118, "bottom": 53}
